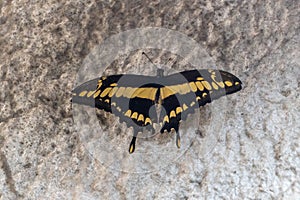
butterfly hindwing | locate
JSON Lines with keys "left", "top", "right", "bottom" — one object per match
{"left": 112, "top": 94, "right": 156, "bottom": 129}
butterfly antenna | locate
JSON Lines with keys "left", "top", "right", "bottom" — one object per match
{"left": 142, "top": 52, "right": 164, "bottom": 77}
{"left": 142, "top": 52, "right": 156, "bottom": 67}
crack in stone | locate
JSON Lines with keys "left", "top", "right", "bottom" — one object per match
{"left": 0, "top": 137, "right": 21, "bottom": 198}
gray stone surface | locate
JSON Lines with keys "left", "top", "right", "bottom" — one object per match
{"left": 0, "top": 0, "right": 299, "bottom": 199}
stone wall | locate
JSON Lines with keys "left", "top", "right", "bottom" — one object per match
{"left": 0, "top": 0, "right": 299, "bottom": 199}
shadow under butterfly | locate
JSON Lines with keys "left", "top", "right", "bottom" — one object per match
{"left": 72, "top": 68, "right": 242, "bottom": 153}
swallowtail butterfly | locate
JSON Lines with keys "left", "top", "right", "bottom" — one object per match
{"left": 72, "top": 68, "right": 242, "bottom": 153}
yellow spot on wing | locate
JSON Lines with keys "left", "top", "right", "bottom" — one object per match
{"left": 87, "top": 90, "right": 96, "bottom": 97}
{"left": 189, "top": 82, "right": 198, "bottom": 92}
{"left": 79, "top": 91, "right": 87, "bottom": 97}
{"left": 100, "top": 87, "right": 112, "bottom": 97}
{"left": 111, "top": 102, "right": 116, "bottom": 106}
{"left": 96, "top": 80, "right": 102, "bottom": 89}
{"left": 196, "top": 96, "right": 201, "bottom": 101}
{"left": 168, "top": 85, "right": 179, "bottom": 94}
{"left": 201, "top": 81, "right": 212, "bottom": 90}
{"left": 202, "top": 93, "right": 207, "bottom": 97}
{"left": 116, "top": 87, "right": 126, "bottom": 98}
{"left": 123, "top": 87, "right": 135, "bottom": 98}
{"left": 110, "top": 83, "right": 118, "bottom": 87}
{"left": 145, "top": 117, "right": 152, "bottom": 125}
{"left": 235, "top": 82, "right": 240, "bottom": 85}
{"left": 131, "top": 112, "right": 138, "bottom": 119}
{"left": 93, "top": 90, "right": 101, "bottom": 98}
{"left": 160, "top": 87, "right": 175, "bottom": 99}
{"left": 211, "top": 74, "right": 225, "bottom": 88}
{"left": 195, "top": 81, "right": 204, "bottom": 91}
{"left": 138, "top": 114, "right": 144, "bottom": 122}
{"left": 170, "top": 110, "right": 176, "bottom": 118}
{"left": 212, "top": 82, "right": 218, "bottom": 90}
{"left": 176, "top": 107, "right": 182, "bottom": 114}
{"left": 197, "top": 77, "right": 204, "bottom": 81}
{"left": 104, "top": 99, "right": 110, "bottom": 103}
{"left": 217, "top": 82, "right": 225, "bottom": 88}
{"left": 190, "top": 101, "right": 195, "bottom": 107}
{"left": 108, "top": 87, "right": 118, "bottom": 97}
{"left": 124, "top": 110, "right": 131, "bottom": 117}
{"left": 178, "top": 83, "right": 190, "bottom": 94}
{"left": 225, "top": 81, "right": 233, "bottom": 87}
{"left": 132, "top": 88, "right": 157, "bottom": 101}
{"left": 163, "top": 115, "right": 169, "bottom": 123}
{"left": 183, "top": 103, "right": 188, "bottom": 110}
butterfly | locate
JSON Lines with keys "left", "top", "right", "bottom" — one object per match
{"left": 72, "top": 69, "right": 242, "bottom": 153}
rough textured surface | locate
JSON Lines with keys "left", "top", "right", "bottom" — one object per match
{"left": 0, "top": 0, "right": 299, "bottom": 199}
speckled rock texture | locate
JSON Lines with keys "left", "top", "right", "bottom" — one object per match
{"left": 0, "top": 0, "right": 299, "bottom": 199}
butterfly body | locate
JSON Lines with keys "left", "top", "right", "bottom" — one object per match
{"left": 72, "top": 69, "right": 242, "bottom": 153}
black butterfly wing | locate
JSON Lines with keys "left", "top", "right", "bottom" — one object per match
{"left": 72, "top": 74, "right": 160, "bottom": 130}
{"left": 158, "top": 69, "right": 242, "bottom": 136}
{"left": 72, "top": 74, "right": 163, "bottom": 153}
